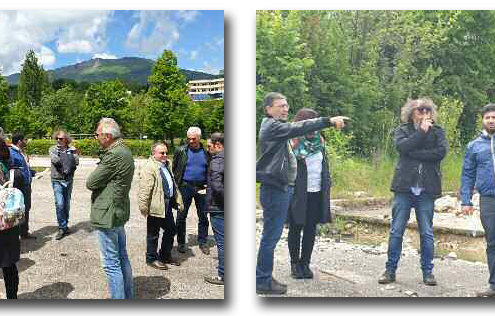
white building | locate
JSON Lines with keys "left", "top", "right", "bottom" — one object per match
{"left": 188, "top": 77, "right": 224, "bottom": 101}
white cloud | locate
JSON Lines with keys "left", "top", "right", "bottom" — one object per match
{"left": 200, "top": 61, "right": 222, "bottom": 75}
{"left": 93, "top": 53, "right": 117, "bottom": 59}
{"left": 125, "top": 10, "right": 199, "bottom": 56}
{"left": 57, "top": 40, "right": 93, "bottom": 53}
{"left": 37, "top": 46, "right": 56, "bottom": 68}
{"left": 190, "top": 50, "right": 198, "bottom": 60}
{"left": 0, "top": 10, "right": 112, "bottom": 75}
{"left": 177, "top": 10, "right": 200, "bottom": 23}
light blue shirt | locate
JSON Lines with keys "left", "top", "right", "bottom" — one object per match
{"left": 160, "top": 165, "right": 174, "bottom": 197}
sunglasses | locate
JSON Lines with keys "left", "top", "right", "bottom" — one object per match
{"left": 56, "top": 137, "right": 65, "bottom": 141}
{"left": 416, "top": 106, "right": 432, "bottom": 114}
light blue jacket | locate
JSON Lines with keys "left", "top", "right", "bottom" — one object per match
{"left": 460, "top": 131, "right": 495, "bottom": 205}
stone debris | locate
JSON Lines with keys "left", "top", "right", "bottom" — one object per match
{"left": 434, "top": 195, "right": 459, "bottom": 213}
{"left": 353, "top": 191, "right": 368, "bottom": 198}
{"left": 404, "top": 290, "right": 418, "bottom": 297}
{"left": 447, "top": 252, "right": 458, "bottom": 259}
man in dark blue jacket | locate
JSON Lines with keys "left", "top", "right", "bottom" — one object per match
{"left": 255, "top": 92, "right": 348, "bottom": 295}
{"left": 204, "top": 133, "right": 224, "bottom": 286}
{"left": 9, "top": 133, "right": 36, "bottom": 239}
{"left": 461, "top": 103, "right": 495, "bottom": 297}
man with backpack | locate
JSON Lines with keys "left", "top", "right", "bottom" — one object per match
{"left": 49, "top": 130, "right": 79, "bottom": 240}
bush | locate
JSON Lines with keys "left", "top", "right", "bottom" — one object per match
{"left": 25, "top": 138, "right": 156, "bottom": 157}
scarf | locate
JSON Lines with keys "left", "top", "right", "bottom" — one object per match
{"left": 292, "top": 131, "right": 323, "bottom": 160}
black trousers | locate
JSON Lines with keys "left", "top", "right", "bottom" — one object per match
{"left": 146, "top": 206, "right": 177, "bottom": 263}
{"left": 2, "top": 264, "right": 18, "bottom": 299}
{"left": 480, "top": 196, "right": 495, "bottom": 290}
{"left": 288, "top": 191, "right": 320, "bottom": 265}
{"left": 19, "top": 185, "right": 32, "bottom": 236}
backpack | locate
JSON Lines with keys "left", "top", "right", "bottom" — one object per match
{"left": 59, "top": 150, "right": 77, "bottom": 179}
{"left": 0, "top": 169, "right": 25, "bottom": 230}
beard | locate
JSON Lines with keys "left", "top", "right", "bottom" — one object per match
{"left": 483, "top": 122, "right": 495, "bottom": 134}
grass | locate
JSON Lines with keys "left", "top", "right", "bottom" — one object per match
{"left": 255, "top": 153, "right": 466, "bottom": 206}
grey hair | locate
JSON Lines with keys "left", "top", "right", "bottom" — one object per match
{"left": 187, "top": 126, "right": 202, "bottom": 138}
{"left": 0, "top": 127, "right": 3, "bottom": 140}
{"left": 52, "top": 129, "right": 72, "bottom": 144}
{"left": 263, "top": 92, "right": 286, "bottom": 115}
{"left": 151, "top": 142, "right": 167, "bottom": 153}
{"left": 98, "top": 118, "right": 122, "bottom": 138}
{"left": 400, "top": 98, "right": 438, "bottom": 123}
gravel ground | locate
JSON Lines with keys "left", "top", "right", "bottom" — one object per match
{"left": 0, "top": 158, "right": 224, "bottom": 299}
{"left": 256, "top": 221, "right": 490, "bottom": 297}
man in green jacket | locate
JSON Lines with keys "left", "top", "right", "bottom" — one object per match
{"left": 86, "top": 118, "right": 135, "bottom": 299}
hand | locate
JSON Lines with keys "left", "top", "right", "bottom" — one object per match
{"left": 330, "top": 116, "right": 350, "bottom": 130}
{"left": 462, "top": 205, "right": 474, "bottom": 216}
{"left": 197, "top": 189, "right": 206, "bottom": 195}
{"left": 420, "top": 119, "right": 432, "bottom": 132}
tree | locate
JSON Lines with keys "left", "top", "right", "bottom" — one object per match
{"left": 82, "top": 80, "right": 130, "bottom": 134}
{"left": 0, "top": 71, "right": 9, "bottom": 129}
{"left": 18, "top": 49, "right": 49, "bottom": 108}
{"left": 146, "top": 50, "right": 192, "bottom": 146}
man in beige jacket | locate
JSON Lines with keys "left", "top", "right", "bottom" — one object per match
{"left": 138, "top": 142, "right": 183, "bottom": 270}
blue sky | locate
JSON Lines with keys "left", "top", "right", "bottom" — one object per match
{"left": 0, "top": 10, "right": 224, "bottom": 76}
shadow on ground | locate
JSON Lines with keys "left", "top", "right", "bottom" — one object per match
{"left": 18, "top": 282, "right": 74, "bottom": 299}
{"left": 134, "top": 275, "right": 171, "bottom": 299}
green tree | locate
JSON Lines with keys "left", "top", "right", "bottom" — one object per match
{"left": 18, "top": 49, "right": 49, "bottom": 108}
{"left": 0, "top": 71, "right": 9, "bottom": 129}
{"left": 82, "top": 80, "right": 130, "bottom": 134}
{"left": 146, "top": 50, "right": 192, "bottom": 146}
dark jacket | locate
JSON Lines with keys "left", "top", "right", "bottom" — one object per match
{"left": 256, "top": 116, "right": 332, "bottom": 190}
{"left": 206, "top": 150, "right": 224, "bottom": 213}
{"left": 172, "top": 144, "right": 211, "bottom": 187}
{"left": 460, "top": 132, "right": 495, "bottom": 205}
{"left": 390, "top": 123, "right": 448, "bottom": 197}
{"left": 86, "top": 140, "right": 135, "bottom": 229}
{"left": 289, "top": 148, "right": 331, "bottom": 225}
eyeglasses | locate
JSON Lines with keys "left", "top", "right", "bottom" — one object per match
{"left": 273, "top": 104, "right": 289, "bottom": 109}
{"left": 56, "top": 138, "right": 65, "bottom": 141}
{"left": 416, "top": 106, "right": 432, "bottom": 114}
{"left": 158, "top": 152, "right": 167, "bottom": 155}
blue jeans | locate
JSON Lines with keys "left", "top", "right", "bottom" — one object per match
{"left": 51, "top": 180, "right": 73, "bottom": 231}
{"left": 210, "top": 213, "right": 224, "bottom": 278}
{"left": 176, "top": 185, "right": 209, "bottom": 245}
{"left": 480, "top": 196, "right": 495, "bottom": 290}
{"left": 385, "top": 192, "right": 435, "bottom": 275}
{"left": 256, "top": 184, "right": 294, "bottom": 288}
{"left": 97, "top": 226, "right": 134, "bottom": 299}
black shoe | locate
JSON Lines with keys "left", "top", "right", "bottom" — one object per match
{"left": 256, "top": 280, "right": 287, "bottom": 295}
{"left": 204, "top": 275, "right": 224, "bottom": 285}
{"left": 177, "top": 244, "right": 187, "bottom": 253}
{"left": 423, "top": 273, "right": 437, "bottom": 286}
{"left": 147, "top": 260, "right": 169, "bottom": 270}
{"left": 291, "top": 263, "right": 303, "bottom": 279}
{"left": 300, "top": 264, "right": 314, "bottom": 279}
{"left": 55, "top": 229, "right": 65, "bottom": 240}
{"left": 20, "top": 233, "right": 36, "bottom": 240}
{"left": 378, "top": 270, "right": 396, "bottom": 284}
{"left": 163, "top": 257, "right": 181, "bottom": 266}
{"left": 476, "top": 288, "right": 495, "bottom": 297}
{"left": 199, "top": 244, "right": 210, "bottom": 255}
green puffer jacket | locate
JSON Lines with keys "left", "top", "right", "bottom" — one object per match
{"left": 86, "top": 139, "right": 135, "bottom": 228}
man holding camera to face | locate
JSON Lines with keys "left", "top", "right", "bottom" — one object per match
{"left": 379, "top": 98, "right": 448, "bottom": 286}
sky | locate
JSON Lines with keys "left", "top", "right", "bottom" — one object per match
{"left": 0, "top": 10, "right": 224, "bottom": 76}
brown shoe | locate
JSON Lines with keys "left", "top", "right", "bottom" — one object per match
{"left": 147, "top": 260, "right": 169, "bottom": 270}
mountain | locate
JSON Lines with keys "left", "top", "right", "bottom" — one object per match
{"left": 5, "top": 57, "right": 221, "bottom": 86}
